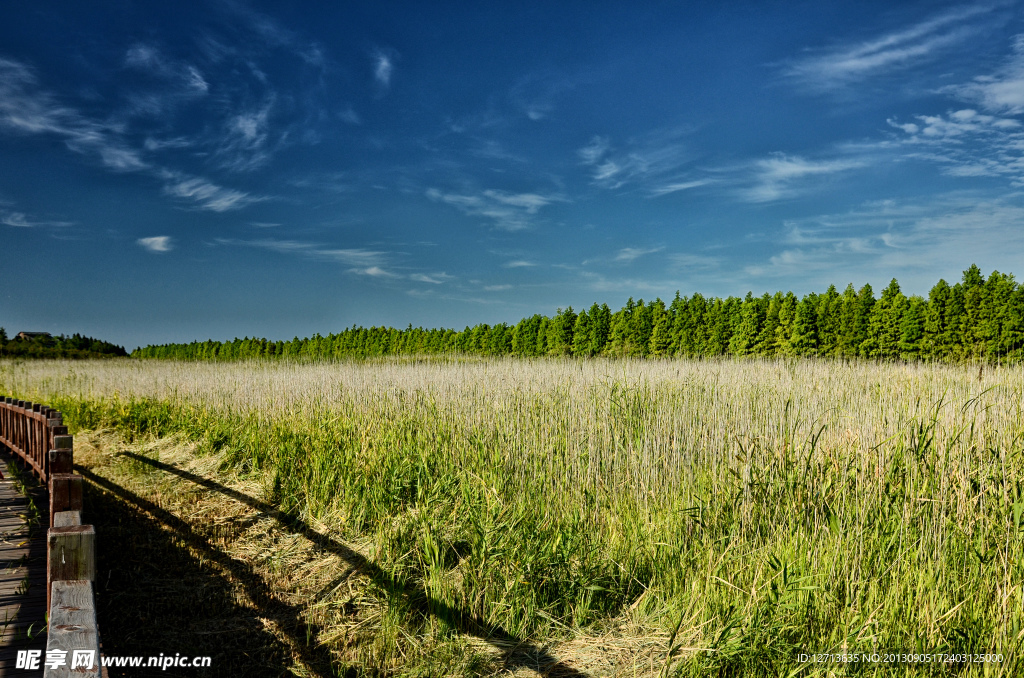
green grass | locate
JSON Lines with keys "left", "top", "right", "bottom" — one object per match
{"left": 1, "top": 355, "right": 1022, "bottom": 676}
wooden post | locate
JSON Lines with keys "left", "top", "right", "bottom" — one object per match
{"left": 50, "top": 474, "right": 84, "bottom": 527}
{"left": 45, "top": 580, "right": 101, "bottom": 678}
{"left": 47, "top": 524, "right": 95, "bottom": 612}
{"left": 49, "top": 434, "right": 74, "bottom": 475}
{"left": 53, "top": 510, "right": 82, "bottom": 527}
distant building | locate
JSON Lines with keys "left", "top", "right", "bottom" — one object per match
{"left": 16, "top": 332, "right": 51, "bottom": 340}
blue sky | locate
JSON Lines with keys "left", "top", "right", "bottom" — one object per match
{"left": 3, "top": 1, "right": 1024, "bottom": 348}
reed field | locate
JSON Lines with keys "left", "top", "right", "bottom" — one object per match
{"left": 1, "top": 356, "right": 1022, "bottom": 676}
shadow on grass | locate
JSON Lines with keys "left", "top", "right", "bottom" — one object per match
{"left": 79, "top": 452, "right": 592, "bottom": 678}
{"left": 82, "top": 468, "right": 348, "bottom": 678}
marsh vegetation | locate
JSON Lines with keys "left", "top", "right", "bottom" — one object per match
{"left": 1, "top": 356, "right": 1021, "bottom": 676}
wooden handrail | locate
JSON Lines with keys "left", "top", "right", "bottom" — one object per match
{"left": 0, "top": 396, "right": 101, "bottom": 677}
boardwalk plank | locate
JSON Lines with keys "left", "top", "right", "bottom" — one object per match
{"left": 0, "top": 454, "right": 48, "bottom": 672}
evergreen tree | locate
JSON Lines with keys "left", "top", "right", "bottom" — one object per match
{"left": 590, "top": 303, "right": 612, "bottom": 355}
{"left": 731, "top": 292, "right": 765, "bottom": 355}
{"left": 548, "top": 307, "right": 577, "bottom": 355}
{"left": 816, "top": 285, "right": 841, "bottom": 356}
{"left": 900, "top": 296, "right": 926, "bottom": 359}
{"left": 789, "top": 294, "right": 819, "bottom": 355}
{"left": 755, "top": 292, "right": 783, "bottom": 356}
{"left": 867, "top": 279, "right": 905, "bottom": 359}
{"left": 572, "top": 310, "right": 592, "bottom": 356}
{"left": 775, "top": 292, "right": 798, "bottom": 353}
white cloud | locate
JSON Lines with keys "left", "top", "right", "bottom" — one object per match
{"left": 426, "top": 188, "right": 564, "bottom": 231}
{"left": 615, "top": 246, "right": 664, "bottom": 263}
{"left": 649, "top": 179, "right": 713, "bottom": 197}
{"left": 577, "top": 136, "right": 610, "bottom": 164}
{"left": 217, "top": 238, "right": 413, "bottom": 280}
{"left": 745, "top": 196, "right": 1024, "bottom": 291}
{"left": 352, "top": 266, "right": 398, "bottom": 278}
{"left": 373, "top": 50, "right": 396, "bottom": 88}
{"left": 161, "top": 173, "right": 257, "bottom": 212}
{"left": 216, "top": 98, "right": 275, "bottom": 171}
{"left": 0, "top": 58, "right": 148, "bottom": 172}
{"left": 137, "top": 236, "right": 173, "bottom": 252}
{"left": 783, "top": 4, "right": 995, "bottom": 89}
{"left": 484, "top": 284, "right": 513, "bottom": 291}
{"left": 0, "top": 209, "right": 73, "bottom": 228}
{"left": 576, "top": 128, "right": 693, "bottom": 190}
{"left": 503, "top": 260, "right": 536, "bottom": 268}
{"left": 124, "top": 44, "right": 208, "bottom": 95}
{"left": 946, "top": 34, "right": 1024, "bottom": 114}
{"left": 410, "top": 273, "right": 453, "bottom": 284}
{"left": 743, "top": 153, "right": 865, "bottom": 202}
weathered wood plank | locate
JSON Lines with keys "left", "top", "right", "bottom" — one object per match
{"left": 45, "top": 580, "right": 101, "bottom": 678}
{"left": 49, "top": 475, "right": 83, "bottom": 527}
{"left": 52, "top": 511, "right": 82, "bottom": 528}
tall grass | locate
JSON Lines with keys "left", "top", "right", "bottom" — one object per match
{"left": 2, "top": 356, "right": 1022, "bottom": 675}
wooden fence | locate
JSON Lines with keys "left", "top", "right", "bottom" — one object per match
{"left": 0, "top": 397, "right": 100, "bottom": 678}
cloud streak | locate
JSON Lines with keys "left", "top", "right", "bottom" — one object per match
{"left": 0, "top": 208, "right": 73, "bottom": 228}
{"left": 0, "top": 56, "right": 264, "bottom": 212}
{"left": 426, "top": 188, "right": 565, "bottom": 231}
{"left": 783, "top": 4, "right": 996, "bottom": 89}
{"left": 0, "top": 57, "right": 148, "bottom": 172}
{"left": 945, "top": 33, "right": 1024, "bottom": 114}
{"left": 577, "top": 128, "right": 694, "bottom": 191}
{"left": 161, "top": 172, "right": 260, "bottom": 211}
{"left": 744, "top": 196, "right": 1024, "bottom": 291}
{"left": 137, "top": 236, "right": 174, "bottom": 252}
{"left": 743, "top": 153, "right": 865, "bottom": 202}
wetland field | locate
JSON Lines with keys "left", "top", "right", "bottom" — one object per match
{"left": 1, "top": 356, "right": 1021, "bottom": 676}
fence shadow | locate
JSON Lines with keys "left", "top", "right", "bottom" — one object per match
{"left": 79, "top": 452, "right": 591, "bottom": 678}
{"left": 81, "top": 468, "right": 344, "bottom": 678}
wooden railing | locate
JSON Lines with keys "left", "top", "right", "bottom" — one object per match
{"left": 0, "top": 397, "right": 100, "bottom": 678}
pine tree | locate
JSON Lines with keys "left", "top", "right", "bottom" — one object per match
{"left": 899, "top": 296, "right": 926, "bottom": 359}
{"left": 755, "top": 292, "right": 783, "bottom": 356}
{"left": 731, "top": 292, "right": 765, "bottom": 355}
{"left": 569, "top": 310, "right": 588, "bottom": 356}
{"left": 590, "top": 303, "right": 612, "bottom": 355}
{"left": 789, "top": 294, "right": 819, "bottom": 355}
{"left": 775, "top": 292, "right": 798, "bottom": 353}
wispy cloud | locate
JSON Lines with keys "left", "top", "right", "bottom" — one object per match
{"left": 743, "top": 153, "right": 865, "bottom": 202}
{"left": 503, "top": 260, "right": 536, "bottom": 268}
{"left": 426, "top": 188, "right": 565, "bottom": 231}
{"left": 0, "top": 208, "right": 73, "bottom": 229}
{"left": 615, "top": 246, "right": 664, "bottom": 263}
{"left": 782, "top": 4, "right": 997, "bottom": 90}
{"left": 744, "top": 196, "right": 1024, "bottom": 291}
{"left": 649, "top": 179, "right": 714, "bottom": 197}
{"left": 137, "top": 236, "right": 174, "bottom": 252}
{"left": 945, "top": 33, "right": 1024, "bottom": 114}
{"left": 161, "top": 172, "right": 259, "bottom": 211}
{"left": 577, "top": 128, "right": 693, "bottom": 190}
{"left": 216, "top": 97, "right": 275, "bottom": 171}
{"left": 216, "top": 238, "right": 411, "bottom": 279}
{"left": 0, "top": 56, "right": 264, "bottom": 214}
{"left": 0, "top": 57, "right": 148, "bottom": 172}
{"left": 124, "top": 44, "right": 209, "bottom": 95}
{"left": 409, "top": 272, "right": 453, "bottom": 284}
{"left": 373, "top": 48, "right": 397, "bottom": 89}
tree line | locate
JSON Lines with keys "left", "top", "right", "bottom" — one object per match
{"left": 0, "top": 329, "right": 129, "bottom": 359}
{"left": 133, "top": 265, "right": 1024, "bottom": 363}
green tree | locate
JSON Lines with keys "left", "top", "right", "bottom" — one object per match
{"left": 789, "top": 294, "right": 819, "bottom": 355}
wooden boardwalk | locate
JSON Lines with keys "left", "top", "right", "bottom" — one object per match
{"left": 0, "top": 454, "right": 48, "bottom": 676}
